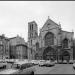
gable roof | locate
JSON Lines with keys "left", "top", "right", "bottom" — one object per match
{"left": 41, "top": 17, "right": 60, "bottom": 30}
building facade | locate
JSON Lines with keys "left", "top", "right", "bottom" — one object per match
{"left": 16, "top": 44, "right": 28, "bottom": 59}
{"left": 9, "top": 35, "right": 28, "bottom": 59}
{"left": 0, "top": 34, "right": 9, "bottom": 59}
{"left": 28, "top": 17, "right": 74, "bottom": 62}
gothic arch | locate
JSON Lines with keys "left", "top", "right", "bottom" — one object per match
{"left": 62, "top": 38, "right": 68, "bottom": 48}
{"left": 63, "top": 51, "right": 70, "bottom": 56}
{"left": 43, "top": 47, "right": 56, "bottom": 60}
{"left": 44, "top": 32, "right": 54, "bottom": 47}
{"left": 62, "top": 51, "right": 70, "bottom": 61}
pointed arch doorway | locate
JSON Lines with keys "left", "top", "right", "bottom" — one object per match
{"left": 62, "top": 51, "right": 70, "bottom": 62}
{"left": 43, "top": 47, "right": 56, "bottom": 60}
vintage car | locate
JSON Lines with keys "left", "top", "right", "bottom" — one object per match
{"left": 6, "top": 59, "right": 15, "bottom": 64}
{"left": 58, "top": 60, "right": 62, "bottom": 64}
{"left": 30, "top": 60, "right": 39, "bottom": 65}
{"left": 73, "top": 62, "right": 75, "bottom": 69}
{"left": 69, "top": 60, "right": 73, "bottom": 64}
{"left": 38, "top": 60, "right": 55, "bottom": 67}
{"left": 73, "top": 60, "right": 75, "bottom": 69}
{"left": 54, "top": 60, "right": 58, "bottom": 64}
{"left": 43, "top": 60, "right": 55, "bottom": 67}
{"left": 38, "top": 60, "right": 46, "bottom": 66}
{"left": 63, "top": 60, "right": 68, "bottom": 64}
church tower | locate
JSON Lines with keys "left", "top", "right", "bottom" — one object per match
{"left": 28, "top": 21, "right": 38, "bottom": 59}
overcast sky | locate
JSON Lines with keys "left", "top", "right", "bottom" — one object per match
{"left": 0, "top": 1, "right": 75, "bottom": 42}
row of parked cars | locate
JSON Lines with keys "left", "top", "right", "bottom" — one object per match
{"left": 1, "top": 59, "right": 74, "bottom": 74}
{"left": 0, "top": 59, "right": 56, "bottom": 74}
{"left": 0, "top": 59, "right": 35, "bottom": 74}
{"left": 54, "top": 60, "right": 73, "bottom": 64}
{"left": 31, "top": 60, "right": 55, "bottom": 67}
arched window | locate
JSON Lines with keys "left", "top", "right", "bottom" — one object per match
{"left": 45, "top": 32, "right": 54, "bottom": 47}
{"left": 62, "top": 38, "right": 68, "bottom": 48}
{"left": 36, "top": 42, "right": 39, "bottom": 51}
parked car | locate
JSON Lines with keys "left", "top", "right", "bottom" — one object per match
{"left": 73, "top": 62, "right": 75, "bottom": 69}
{"left": 43, "top": 60, "right": 55, "bottom": 67}
{"left": 69, "top": 60, "right": 73, "bottom": 64}
{"left": 63, "top": 60, "right": 67, "bottom": 64}
{"left": 6, "top": 59, "right": 15, "bottom": 64}
{"left": 58, "top": 60, "right": 62, "bottom": 64}
{"left": 0, "top": 60, "right": 36, "bottom": 74}
{"left": 38, "top": 60, "right": 46, "bottom": 66}
{"left": 54, "top": 60, "right": 57, "bottom": 64}
{"left": 30, "top": 60, "right": 39, "bottom": 65}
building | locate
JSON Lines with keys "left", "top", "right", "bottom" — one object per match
{"left": 9, "top": 35, "right": 28, "bottom": 59}
{"left": 73, "top": 39, "right": 75, "bottom": 60}
{"left": 28, "top": 17, "right": 74, "bottom": 62}
{"left": 28, "top": 21, "right": 38, "bottom": 59}
{"left": 16, "top": 44, "right": 28, "bottom": 59}
{"left": 0, "top": 34, "right": 9, "bottom": 59}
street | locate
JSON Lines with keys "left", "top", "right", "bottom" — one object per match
{"left": 34, "top": 64, "right": 75, "bottom": 74}
{"left": 0, "top": 63, "right": 75, "bottom": 74}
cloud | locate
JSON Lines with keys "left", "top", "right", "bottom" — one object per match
{"left": 0, "top": 1, "right": 74, "bottom": 41}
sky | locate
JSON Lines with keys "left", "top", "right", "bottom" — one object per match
{"left": 0, "top": 1, "right": 75, "bottom": 42}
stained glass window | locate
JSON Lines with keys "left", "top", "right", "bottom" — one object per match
{"left": 45, "top": 32, "right": 54, "bottom": 46}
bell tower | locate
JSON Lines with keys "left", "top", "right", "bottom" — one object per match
{"left": 28, "top": 21, "right": 38, "bottom": 59}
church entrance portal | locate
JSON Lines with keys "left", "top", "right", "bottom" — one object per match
{"left": 43, "top": 47, "right": 56, "bottom": 60}
{"left": 62, "top": 51, "right": 70, "bottom": 62}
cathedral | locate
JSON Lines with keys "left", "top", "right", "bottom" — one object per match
{"left": 28, "top": 17, "right": 74, "bottom": 62}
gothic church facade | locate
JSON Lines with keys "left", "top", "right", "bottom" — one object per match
{"left": 28, "top": 17, "right": 74, "bottom": 61}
